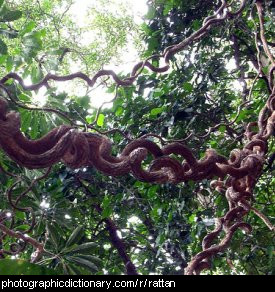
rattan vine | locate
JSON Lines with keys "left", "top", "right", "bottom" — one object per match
{"left": 0, "top": 0, "right": 274, "bottom": 275}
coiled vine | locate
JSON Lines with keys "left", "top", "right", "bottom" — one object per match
{"left": 0, "top": 0, "right": 274, "bottom": 275}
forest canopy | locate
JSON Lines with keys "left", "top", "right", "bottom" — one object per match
{"left": 0, "top": 0, "right": 274, "bottom": 275}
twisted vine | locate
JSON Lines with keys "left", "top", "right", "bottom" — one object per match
{"left": 0, "top": 0, "right": 274, "bottom": 275}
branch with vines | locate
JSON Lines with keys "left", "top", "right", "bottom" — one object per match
{"left": 0, "top": 0, "right": 274, "bottom": 275}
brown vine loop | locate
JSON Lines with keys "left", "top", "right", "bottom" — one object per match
{"left": 0, "top": 86, "right": 274, "bottom": 272}
{"left": 0, "top": 0, "right": 274, "bottom": 274}
{"left": 184, "top": 91, "right": 274, "bottom": 274}
{"left": 1, "top": 96, "right": 272, "bottom": 184}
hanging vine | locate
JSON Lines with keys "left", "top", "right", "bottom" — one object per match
{"left": 0, "top": 0, "right": 274, "bottom": 275}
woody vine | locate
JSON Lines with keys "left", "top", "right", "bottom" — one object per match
{"left": 0, "top": 0, "right": 274, "bottom": 275}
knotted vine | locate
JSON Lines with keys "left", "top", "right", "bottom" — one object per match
{"left": 0, "top": 0, "right": 274, "bottom": 275}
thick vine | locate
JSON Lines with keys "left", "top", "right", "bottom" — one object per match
{"left": 0, "top": 0, "right": 274, "bottom": 275}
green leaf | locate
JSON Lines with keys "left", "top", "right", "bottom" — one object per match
{"left": 236, "top": 109, "right": 248, "bottom": 123}
{"left": 31, "top": 65, "right": 44, "bottom": 84}
{"left": 151, "top": 206, "right": 162, "bottom": 221}
{"left": 115, "top": 106, "right": 124, "bottom": 116}
{"left": 102, "top": 195, "right": 112, "bottom": 218}
{"left": 15, "top": 224, "right": 31, "bottom": 231}
{"left": 0, "top": 54, "right": 6, "bottom": 64}
{"left": 97, "top": 113, "right": 105, "bottom": 127}
{"left": 147, "top": 185, "right": 158, "bottom": 199}
{"left": 46, "top": 223, "right": 60, "bottom": 249}
{"left": 188, "top": 214, "right": 196, "bottom": 223}
{"left": 23, "top": 35, "right": 42, "bottom": 50}
{"left": 21, "top": 21, "right": 36, "bottom": 36}
{"left": 183, "top": 82, "right": 193, "bottom": 93}
{"left": 0, "top": 0, "right": 4, "bottom": 8}
{"left": 102, "top": 205, "right": 112, "bottom": 219}
{"left": 86, "top": 114, "right": 94, "bottom": 124}
{"left": 30, "top": 112, "right": 38, "bottom": 139}
{"left": 156, "top": 233, "right": 165, "bottom": 246}
{"left": 66, "top": 226, "right": 84, "bottom": 247}
{"left": 153, "top": 88, "right": 163, "bottom": 97}
{"left": 219, "top": 125, "right": 226, "bottom": 133}
{"left": 19, "top": 93, "right": 31, "bottom": 103}
{"left": 33, "top": 220, "right": 45, "bottom": 237}
{"left": 66, "top": 256, "right": 98, "bottom": 273}
{"left": 6, "top": 55, "right": 13, "bottom": 71}
{"left": 192, "top": 19, "right": 201, "bottom": 31}
{"left": 76, "top": 255, "right": 102, "bottom": 267}
{"left": 102, "top": 195, "right": 110, "bottom": 208}
{"left": 167, "top": 211, "right": 173, "bottom": 222}
{"left": 15, "top": 211, "right": 25, "bottom": 220}
{"left": 67, "top": 242, "right": 98, "bottom": 255}
{"left": 38, "top": 114, "right": 49, "bottom": 135}
{"left": 76, "top": 95, "right": 90, "bottom": 108}
{"left": 163, "top": 4, "right": 172, "bottom": 16}
{"left": 22, "top": 33, "right": 43, "bottom": 59}
{"left": 150, "top": 107, "right": 163, "bottom": 116}
{"left": 0, "top": 38, "right": 7, "bottom": 55}
{"left": 20, "top": 111, "right": 32, "bottom": 132}
{"left": 66, "top": 264, "right": 83, "bottom": 275}
{"left": 210, "top": 140, "right": 217, "bottom": 148}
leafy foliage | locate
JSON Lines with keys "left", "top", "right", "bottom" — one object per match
{"left": 0, "top": 0, "right": 274, "bottom": 275}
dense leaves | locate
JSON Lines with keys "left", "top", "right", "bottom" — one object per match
{"left": 0, "top": 0, "right": 274, "bottom": 275}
